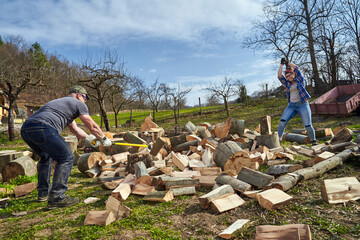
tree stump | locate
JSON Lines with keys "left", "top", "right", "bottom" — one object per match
{"left": 2, "top": 156, "right": 37, "bottom": 183}
{"left": 214, "top": 141, "right": 251, "bottom": 173}
{"left": 256, "top": 133, "right": 281, "bottom": 149}
{"left": 77, "top": 152, "right": 106, "bottom": 174}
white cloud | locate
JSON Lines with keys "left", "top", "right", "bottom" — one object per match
{"left": 148, "top": 69, "right": 157, "bottom": 73}
{"left": 0, "top": 0, "right": 265, "bottom": 46}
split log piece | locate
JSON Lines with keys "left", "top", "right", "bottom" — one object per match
{"left": 260, "top": 115, "right": 272, "bottom": 135}
{"left": 237, "top": 167, "right": 274, "bottom": 189}
{"left": 150, "top": 137, "right": 166, "bottom": 156}
{"left": 267, "top": 164, "right": 303, "bottom": 176}
{"left": 216, "top": 174, "right": 251, "bottom": 192}
{"left": 255, "top": 224, "right": 312, "bottom": 240}
{"left": 218, "top": 219, "right": 250, "bottom": 239}
{"left": 321, "top": 177, "right": 360, "bottom": 204}
{"left": 171, "top": 186, "right": 196, "bottom": 196}
{"left": 199, "top": 184, "right": 234, "bottom": 209}
{"left": 106, "top": 195, "right": 131, "bottom": 220}
{"left": 77, "top": 152, "right": 106, "bottom": 174}
{"left": 143, "top": 190, "right": 174, "bottom": 202}
{"left": 210, "top": 193, "right": 245, "bottom": 213}
{"left": 134, "top": 161, "right": 149, "bottom": 179}
{"left": 256, "top": 188, "right": 293, "bottom": 210}
{"left": 256, "top": 133, "right": 281, "bottom": 149}
{"left": 84, "top": 210, "right": 115, "bottom": 226}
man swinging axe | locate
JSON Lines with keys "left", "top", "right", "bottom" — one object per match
{"left": 21, "top": 86, "right": 112, "bottom": 209}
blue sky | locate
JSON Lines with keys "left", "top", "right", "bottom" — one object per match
{"left": 0, "top": 0, "right": 279, "bottom": 106}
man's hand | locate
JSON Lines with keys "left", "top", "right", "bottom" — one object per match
{"left": 281, "top": 58, "right": 288, "bottom": 65}
{"left": 100, "top": 136, "right": 112, "bottom": 147}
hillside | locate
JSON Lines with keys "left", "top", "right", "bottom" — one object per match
{"left": 1, "top": 97, "right": 360, "bottom": 240}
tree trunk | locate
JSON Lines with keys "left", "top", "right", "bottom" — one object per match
{"left": 7, "top": 101, "right": 16, "bottom": 141}
{"left": 114, "top": 112, "right": 119, "bottom": 128}
{"left": 99, "top": 99, "right": 109, "bottom": 131}
{"left": 224, "top": 98, "right": 229, "bottom": 117}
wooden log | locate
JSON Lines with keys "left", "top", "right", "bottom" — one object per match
{"left": 184, "top": 121, "right": 197, "bottom": 133}
{"left": 273, "top": 152, "right": 294, "bottom": 161}
{"left": 211, "top": 193, "right": 245, "bottom": 213}
{"left": 14, "top": 182, "right": 37, "bottom": 198}
{"left": 237, "top": 167, "right": 274, "bottom": 189}
{"left": 169, "top": 134, "right": 188, "bottom": 148}
{"left": 165, "top": 179, "right": 200, "bottom": 190}
{"left": 214, "top": 118, "right": 231, "bottom": 138}
{"left": 199, "top": 184, "right": 234, "bottom": 209}
{"left": 268, "top": 147, "right": 359, "bottom": 191}
{"left": 0, "top": 150, "right": 26, "bottom": 174}
{"left": 150, "top": 137, "right": 166, "bottom": 156}
{"left": 200, "top": 122, "right": 211, "bottom": 129}
{"left": 111, "top": 183, "right": 131, "bottom": 201}
{"left": 105, "top": 196, "right": 131, "bottom": 220}
{"left": 123, "top": 131, "right": 146, "bottom": 144}
{"left": 216, "top": 174, "right": 251, "bottom": 192}
{"left": 126, "top": 153, "right": 154, "bottom": 174}
{"left": 201, "top": 148, "right": 213, "bottom": 167}
{"left": 242, "top": 190, "right": 261, "bottom": 198}
{"left": 77, "top": 152, "right": 106, "bottom": 174}
{"left": 143, "top": 190, "right": 174, "bottom": 202}
{"left": 218, "top": 219, "right": 250, "bottom": 239}
{"left": 84, "top": 210, "right": 116, "bottom": 226}
{"left": 140, "top": 114, "right": 159, "bottom": 131}
{"left": 266, "top": 159, "right": 287, "bottom": 166}
{"left": 214, "top": 141, "right": 251, "bottom": 174}
{"left": 229, "top": 118, "right": 245, "bottom": 136}
{"left": 283, "top": 133, "right": 311, "bottom": 144}
{"left": 189, "top": 159, "right": 205, "bottom": 168}
{"left": 314, "top": 151, "right": 335, "bottom": 164}
{"left": 189, "top": 153, "right": 201, "bottom": 160}
{"left": 170, "top": 171, "right": 200, "bottom": 178}
{"left": 321, "top": 177, "right": 360, "bottom": 204}
{"left": 2, "top": 156, "right": 37, "bottom": 183}
{"left": 171, "top": 186, "right": 196, "bottom": 196}
{"left": 131, "top": 183, "right": 156, "bottom": 196}
{"left": 174, "top": 140, "right": 199, "bottom": 152}
{"left": 260, "top": 115, "right": 272, "bottom": 135}
{"left": 267, "top": 164, "right": 303, "bottom": 176}
{"left": 101, "top": 179, "right": 124, "bottom": 190}
{"left": 330, "top": 127, "right": 353, "bottom": 145}
{"left": 85, "top": 167, "right": 101, "bottom": 178}
{"left": 255, "top": 224, "right": 312, "bottom": 240}
{"left": 256, "top": 133, "right": 281, "bottom": 149}
{"left": 192, "top": 167, "right": 222, "bottom": 176}
{"left": 171, "top": 152, "right": 189, "bottom": 171}
{"left": 320, "top": 142, "right": 354, "bottom": 153}
{"left": 134, "top": 161, "right": 149, "bottom": 179}
{"left": 192, "top": 175, "right": 217, "bottom": 187}
{"left": 199, "top": 129, "right": 212, "bottom": 139}
{"left": 249, "top": 152, "right": 266, "bottom": 165}
{"left": 256, "top": 188, "right": 293, "bottom": 210}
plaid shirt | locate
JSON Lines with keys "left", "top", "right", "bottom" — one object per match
{"left": 278, "top": 66, "right": 311, "bottom": 103}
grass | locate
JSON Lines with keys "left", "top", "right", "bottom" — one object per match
{"left": 1, "top": 97, "right": 360, "bottom": 239}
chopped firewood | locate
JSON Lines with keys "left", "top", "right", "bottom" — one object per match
{"left": 200, "top": 122, "right": 211, "bottom": 129}
{"left": 189, "top": 152, "right": 201, "bottom": 160}
{"left": 106, "top": 196, "right": 131, "bottom": 220}
{"left": 184, "top": 121, "right": 197, "bottom": 133}
{"left": 296, "top": 147, "right": 315, "bottom": 157}
{"left": 186, "top": 134, "right": 202, "bottom": 142}
{"left": 143, "top": 190, "right": 174, "bottom": 202}
{"left": 114, "top": 167, "right": 126, "bottom": 178}
{"left": 256, "top": 188, "right": 293, "bottom": 210}
{"left": 255, "top": 224, "right": 312, "bottom": 240}
{"left": 147, "top": 166, "right": 163, "bottom": 176}
{"left": 201, "top": 148, "right": 213, "bottom": 167}
{"left": 249, "top": 152, "right": 266, "bottom": 165}
{"left": 165, "top": 179, "right": 200, "bottom": 190}
{"left": 136, "top": 175, "right": 153, "bottom": 185}
{"left": 237, "top": 167, "right": 274, "bottom": 189}
{"left": 174, "top": 140, "right": 199, "bottom": 152}
{"left": 242, "top": 132, "right": 257, "bottom": 140}
{"left": 192, "top": 175, "right": 217, "bottom": 187}
{"left": 199, "top": 184, "right": 234, "bottom": 209}
{"left": 2, "top": 156, "right": 37, "bottom": 183}
{"left": 134, "top": 161, "right": 149, "bottom": 179}
{"left": 192, "top": 167, "right": 222, "bottom": 176}
{"left": 131, "top": 183, "right": 156, "bottom": 196}
{"left": 14, "top": 182, "right": 37, "bottom": 198}
{"left": 218, "top": 219, "right": 250, "bottom": 239}
{"left": 284, "top": 147, "right": 297, "bottom": 155}
{"left": 320, "top": 142, "right": 355, "bottom": 153}
{"left": 111, "top": 183, "right": 132, "bottom": 201}
{"left": 170, "top": 171, "right": 200, "bottom": 178}
{"left": 242, "top": 190, "right": 261, "bottom": 198}
{"left": 169, "top": 134, "right": 187, "bottom": 148}
{"left": 321, "top": 177, "right": 360, "bottom": 204}
{"left": 269, "top": 146, "right": 284, "bottom": 153}
{"left": 216, "top": 174, "right": 251, "bottom": 192}
{"left": 123, "top": 131, "right": 147, "bottom": 145}
{"left": 214, "top": 117, "right": 231, "bottom": 139}
{"left": 265, "top": 151, "right": 274, "bottom": 161}
{"left": 267, "top": 164, "right": 303, "bottom": 176}
{"left": 151, "top": 175, "right": 192, "bottom": 187}
{"left": 283, "top": 133, "right": 311, "bottom": 144}
{"left": 266, "top": 159, "right": 287, "bottom": 166}
{"left": 171, "top": 186, "right": 196, "bottom": 196}
{"left": 153, "top": 160, "right": 166, "bottom": 168}
{"left": 189, "top": 159, "right": 206, "bottom": 168}
{"left": 214, "top": 141, "right": 251, "bottom": 174}
{"left": 330, "top": 127, "right": 353, "bottom": 145}
{"left": 256, "top": 133, "right": 281, "bottom": 149}
{"left": 101, "top": 180, "right": 123, "bottom": 190}
{"left": 250, "top": 161, "right": 260, "bottom": 170}
{"left": 84, "top": 210, "right": 116, "bottom": 226}
{"left": 84, "top": 197, "right": 100, "bottom": 204}
{"left": 126, "top": 153, "right": 154, "bottom": 174}
{"left": 314, "top": 151, "right": 335, "bottom": 164}
{"left": 150, "top": 137, "right": 166, "bottom": 156}
{"left": 250, "top": 146, "right": 269, "bottom": 154}
{"left": 98, "top": 171, "right": 116, "bottom": 180}
{"left": 260, "top": 115, "right": 272, "bottom": 135}
{"left": 140, "top": 114, "right": 159, "bottom": 132}
{"left": 111, "top": 152, "right": 130, "bottom": 164}
{"left": 211, "top": 193, "right": 245, "bottom": 213}
{"left": 273, "top": 152, "right": 294, "bottom": 161}
{"left": 171, "top": 152, "right": 189, "bottom": 171}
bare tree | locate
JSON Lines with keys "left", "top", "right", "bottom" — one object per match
{"left": 167, "top": 84, "right": 191, "bottom": 124}
{"left": 206, "top": 94, "right": 221, "bottom": 106}
{"left": 0, "top": 36, "right": 50, "bottom": 140}
{"left": 204, "top": 76, "right": 235, "bottom": 117}
{"left": 146, "top": 79, "right": 165, "bottom": 122}
{"left": 132, "top": 76, "right": 147, "bottom": 109}
{"left": 80, "top": 50, "right": 126, "bottom": 131}
{"left": 233, "top": 79, "right": 249, "bottom": 105}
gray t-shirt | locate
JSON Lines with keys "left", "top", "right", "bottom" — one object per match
{"left": 27, "top": 96, "right": 89, "bottom": 133}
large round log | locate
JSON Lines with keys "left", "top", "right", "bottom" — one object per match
{"left": 230, "top": 118, "right": 245, "bottom": 135}
{"left": 77, "top": 152, "right": 106, "bottom": 174}
{"left": 2, "top": 156, "right": 37, "bottom": 183}
{"left": 283, "top": 133, "right": 311, "bottom": 144}
{"left": 214, "top": 141, "right": 251, "bottom": 174}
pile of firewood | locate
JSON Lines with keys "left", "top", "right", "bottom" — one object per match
{"left": 1, "top": 114, "right": 360, "bottom": 239}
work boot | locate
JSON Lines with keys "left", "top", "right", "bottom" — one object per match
{"left": 311, "top": 140, "right": 318, "bottom": 146}
{"left": 47, "top": 196, "right": 79, "bottom": 210}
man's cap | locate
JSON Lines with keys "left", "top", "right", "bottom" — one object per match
{"left": 69, "top": 86, "right": 89, "bottom": 98}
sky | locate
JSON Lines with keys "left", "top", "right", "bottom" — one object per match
{"left": 0, "top": 0, "right": 280, "bottom": 106}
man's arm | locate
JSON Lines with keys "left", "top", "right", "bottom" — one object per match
{"left": 278, "top": 64, "right": 284, "bottom": 79}
{"left": 68, "top": 121, "right": 88, "bottom": 139}
{"left": 79, "top": 114, "right": 105, "bottom": 138}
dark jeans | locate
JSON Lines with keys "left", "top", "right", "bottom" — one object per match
{"left": 21, "top": 120, "right": 74, "bottom": 200}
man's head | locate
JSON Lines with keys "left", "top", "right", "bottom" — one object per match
{"left": 68, "top": 86, "right": 89, "bottom": 102}
{"left": 285, "top": 68, "right": 295, "bottom": 81}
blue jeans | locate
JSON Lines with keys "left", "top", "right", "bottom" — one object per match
{"left": 277, "top": 101, "right": 316, "bottom": 141}
{"left": 21, "top": 121, "right": 74, "bottom": 200}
